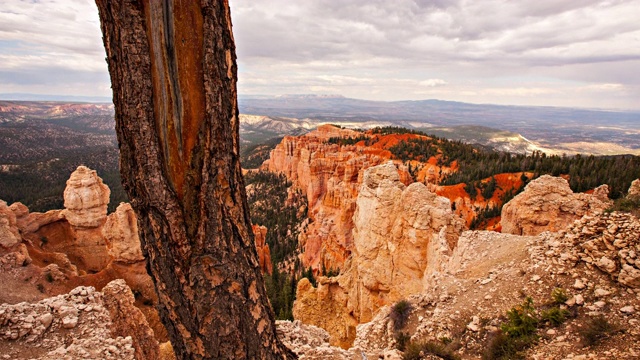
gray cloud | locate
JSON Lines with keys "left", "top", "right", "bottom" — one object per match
{"left": 0, "top": 0, "right": 638, "bottom": 109}
{"left": 231, "top": 0, "right": 640, "bottom": 108}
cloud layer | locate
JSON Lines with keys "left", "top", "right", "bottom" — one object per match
{"left": 232, "top": 0, "right": 640, "bottom": 108}
{"left": 0, "top": 0, "right": 638, "bottom": 109}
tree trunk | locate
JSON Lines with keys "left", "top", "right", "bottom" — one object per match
{"left": 95, "top": 1, "right": 295, "bottom": 359}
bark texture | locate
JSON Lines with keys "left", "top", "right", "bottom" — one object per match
{"left": 95, "top": 1, "right": 295, "bottom": 359}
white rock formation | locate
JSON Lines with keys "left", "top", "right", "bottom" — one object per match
{"left": 347, "top": 162, "right": 464, "bottom": 321}
{"left": 62, "top": 165, "right": 110, "bottom": 228}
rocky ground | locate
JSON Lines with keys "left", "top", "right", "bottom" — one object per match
{"left": 1, "top": 162, "right": 639, "bottom": 358}
{"left": 280, "top": 208, "right": 640, "bottom": 359}
{"left": 0, "top": 285, "right": 135, "bottom": 360}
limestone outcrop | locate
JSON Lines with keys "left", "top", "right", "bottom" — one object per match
{"left": 102, "top": 203, "right": 144, "bottom": 264}
{"left": 252, "top": 224, "right": 273, "bottom": 275}
{"left": 0, "top": 200, "right": 21, "bottom": 249}
{"left": 102, "top": 279, "right": 160, "bottom": 360}
{"left": 62, "top": 165, "right": 110, "bottom": 229}
{"left": 294, "top": 162, "right": 465, "bottom": 347}
{"left": 501, "top": 175, "right": 612, "bottom": 236}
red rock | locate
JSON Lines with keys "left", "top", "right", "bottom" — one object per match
{"left": 252, "top": 224, "right": 273, "bottom": 275}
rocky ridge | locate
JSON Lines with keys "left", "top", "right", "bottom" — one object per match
{"left": 287, "top": 205, "right": 640, "bottom": 359}
{"left": 501, "top": 175, "right": 612, "bottom": 236}
{"left": 288, "top": 176, "right": 640, "bottom": 356}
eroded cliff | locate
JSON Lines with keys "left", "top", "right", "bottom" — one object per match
{"left": 293, "top": 162, "right": 465, "bottom": 347}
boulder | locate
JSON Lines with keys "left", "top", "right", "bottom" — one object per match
{"left": 501, "top": 175, "right": 612, "bottom": 236}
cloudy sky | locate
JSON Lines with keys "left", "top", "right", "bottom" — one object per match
{"left": 0, "top": 0, "right": 639, "bottom": 109}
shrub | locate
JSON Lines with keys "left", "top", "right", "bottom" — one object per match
{"left": 395, "top": 332, "right": 411, "bottom": 351}
{"left": 484, "top": 297, "right": 539, "bottom": 360}
{"left": 541, "top": 307, "right": 570, "bottom": 327}
{"left": 403, "top": 341, "right": 460, "bottom": 360}
{"left": 551, "top": 288, "right": 568, "bottom": 304}
{"left": 391, "top": 300, "right": 413, "bottom": 330}
{"left": 501, "top": 297, "right": 538, "bottom": 338}
{"left": 579, "top": 316, "right": 620, "bottom": 347}
{"left": 44, "top": 272, "right": 54, "bottom": 283}
{"left": 483, "top": 330, "right": 535, "bottom": 360}
{"left": 439, "top": 336, "right": 452, "bottom": 345}
{"left": 607, "top": 196, "right": 640, "bottom": 217}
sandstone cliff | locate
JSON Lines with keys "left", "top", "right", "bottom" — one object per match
{"left": 501, "top": 175, "right": 612, "bottom": 235}
{"left": 293, "top": 162, "right": 465, "bottom": 347}
{"left": 265, "top": 125, "right": 416, "bottom": 272}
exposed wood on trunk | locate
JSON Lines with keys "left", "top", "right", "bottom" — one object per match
{"left": 95, "top": 1, "right": 296, "bottom": 358}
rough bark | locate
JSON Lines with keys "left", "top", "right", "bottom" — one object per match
{"left": 95, "top": 1, "right": 295, "bottom": 359}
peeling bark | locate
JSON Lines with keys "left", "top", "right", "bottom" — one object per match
{"left": 95, "top": 1, "right": 296, "bottom": 359}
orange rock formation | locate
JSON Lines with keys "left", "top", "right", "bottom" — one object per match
{"left": 265, "top": 125, "right": 418, "bottom": 272}
{"left": 264, "top": 125, "right": 525, "bottom": 271}
{"left": 252, "top": 224, "right": 273, "bottom": 275}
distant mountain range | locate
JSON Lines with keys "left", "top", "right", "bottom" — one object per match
{"left": 0, "top": 93, "right": 112, "bottom": 103}
{"left": 239, "top": 95, "right": 640, "bottom": 155}
{"left": 1, "top": 95, "right": 638, "bottom": 156}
